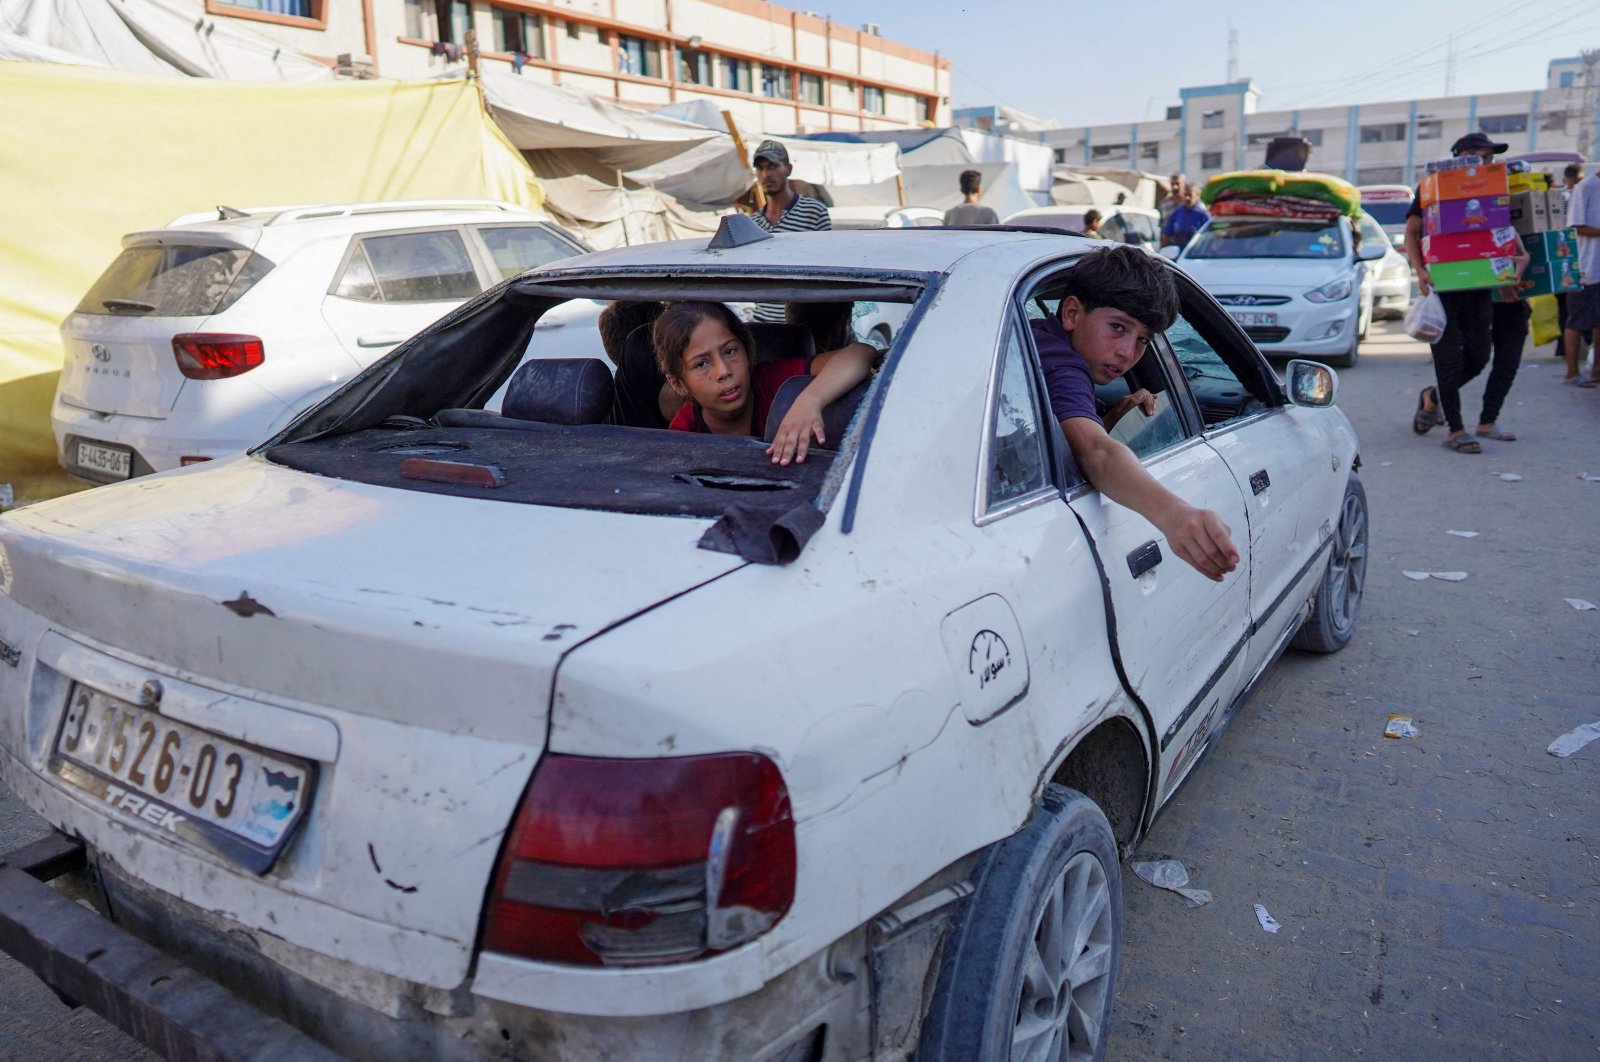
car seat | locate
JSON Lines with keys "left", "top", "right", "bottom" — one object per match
{"left": 612, "top": 325, "right": 671, "bottom": 429}
{"left": 761, "top": 375, "right": 870, "bottom": 449}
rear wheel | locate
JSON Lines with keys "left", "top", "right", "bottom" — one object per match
{"left": 1293, "top": 474, "right": 1367, "bottom": 652}
{"left": 918, "top": 786, "right": 1120, "bottom": 1062}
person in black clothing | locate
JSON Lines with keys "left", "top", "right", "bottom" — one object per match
{"left": 1404, "top": 132, "right": 1530, "bottom": 451}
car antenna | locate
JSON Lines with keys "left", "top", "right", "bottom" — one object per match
{"left": 216, "top": 205, "right": 250, "bottom": 220}
{"left": 706, "top": 213, "right": 773, "bottom": 250}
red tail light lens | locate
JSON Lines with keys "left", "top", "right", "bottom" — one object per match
{"left": 481, "top": 752, "right": 795, "bottom": 967}
{"left": 172, "top": 333, "right": 264, "bottom": 380}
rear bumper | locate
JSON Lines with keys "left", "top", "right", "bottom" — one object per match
{"left": 0, "top": 832, "right": 341, "bottom": 1061}
{"left": 51, "top": 397, "right": 268, "bottom": 480}
{"left": 0, "top": 833, "right": 923, "bottom": 1062}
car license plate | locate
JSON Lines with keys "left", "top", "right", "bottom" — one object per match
{"left": 75, "top": 440, "right": 132, "bottom": 479}
{"left": 50, "top": 684, "right": 314, "bottom": 873}
{"left": 1230, "top": 312, "right": 1278, "bottom": 327}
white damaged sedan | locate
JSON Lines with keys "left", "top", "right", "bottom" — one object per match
{"left": 0, "top": 219, "right": 1366, "bottom": 1061}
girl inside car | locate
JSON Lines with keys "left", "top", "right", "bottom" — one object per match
{"left": 653, "top": 300, "right": 876, "bottom": 466}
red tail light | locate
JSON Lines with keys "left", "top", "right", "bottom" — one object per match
{"left": 481, "top": 752, "right": 795, "bottom": 967}
{"left": 172, "top": 333, "right": 264, "bottom": 380}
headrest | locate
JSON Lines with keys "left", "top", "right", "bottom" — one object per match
{"left": 612, "top": 325, "right": 670, "bottom": 429}
{"left": 747, "top": 322, "right": 817, "bottom": 366}
{"left": 502, "top": 357, "right": 614, "bottom": 425}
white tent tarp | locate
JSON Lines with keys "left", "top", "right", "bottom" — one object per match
{"left": 0, "top": 0, "right": 334, "bottom": 79}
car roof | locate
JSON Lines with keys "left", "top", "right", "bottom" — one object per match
{"left": 137, "top": 200, "right": 555, "bottom": 250}
{"left": 528, "top": 226, "right": 1082, "bottom": 277}
{"left": 1357, "top": 185, "right": 1414, "bottom": 199}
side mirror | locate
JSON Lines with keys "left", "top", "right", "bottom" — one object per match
{"left": 1357, "top": 242, "right": 1386, "bottom": 262}
{"left": 1159, "top": 245, "right": 1181, "bottom": 260}
{"left": 1286, "top": 359, "right": 1338, "bottom": 406}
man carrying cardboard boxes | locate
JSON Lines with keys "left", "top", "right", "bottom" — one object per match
{"left": 1562, "top": 164, "right": 1600, "bottom": 388}
{"left": 1405, "top": 132, "right": 1531, "bottom": 452}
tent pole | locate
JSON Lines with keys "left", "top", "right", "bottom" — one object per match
{"left": 722, "top": 109, "right": 766, "bottom": 211}
{"left": 895, "top": 173, "right": 906, "bottom": 206}
{"left": 617, "top": 169, "right": 632, "bottom": 246}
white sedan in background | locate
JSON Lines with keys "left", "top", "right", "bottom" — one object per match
{"left": 1169, "top": 213, "right": 1383, "bottom": 368}
{"left": 0, "top": 222, "right": 1366, "bottom": 1062}
{"left": 54, "top": 201, "right": 598, "bottom": 483}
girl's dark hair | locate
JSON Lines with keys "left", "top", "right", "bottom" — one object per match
{"left": 786, "top": 301, "right": 855, "bottom": 352}
{"left": 652, "top": 301, "right": 756, "bottom": 379}
{"left": 1058, "top": 244, "right": 1179, "bottom": 334}
{"left": 597, "top": 300, "right": 664, "bottom": 367}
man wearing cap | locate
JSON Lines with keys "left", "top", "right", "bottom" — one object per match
{"left": 748, "top": 139, "right": 831, "bottom": 323}
{"left": 1404, "top": 131, "right": 1529, "bottom": 452}
{"left": 1562, "top": 163, "right": 1600, "bottom": 387}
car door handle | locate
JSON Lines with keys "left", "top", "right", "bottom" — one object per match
{"left": 1127, "top": 540, "right": 1163, "bottom": 578}
{"left": 1250, "top": 469, "right": 1270, "bottom": 495}
{"left": 356, "top": 332, "right": 409, "bottom": 348}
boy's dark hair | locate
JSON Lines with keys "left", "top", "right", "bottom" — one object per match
{"left": 786, "top": 301, "right": 855, "bottom": 352}
{"left": 1566, "top": 162, "right": 1585, "bottom": 181}
{"left": 597, "top": 300, "right": 664, "bottom": 367}
{"left": 1057, "top": 245, "right": 1179, "bottom": 334}
{"left": 958, "top": 169, "right": 982, "bottom": 196}
{"left": 652, "top": 301, "right": 755, "bottom": 380}
{"left": 1083, "top": 208, "right": 1103, "bottom": 228}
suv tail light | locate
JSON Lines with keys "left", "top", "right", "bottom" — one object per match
{"left": 172, "top": 333, "right": 264, "bottom": 380}
{"left": 481, "top": 752, "right": 795, "bottom": 967}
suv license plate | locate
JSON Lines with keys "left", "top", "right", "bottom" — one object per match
{"left": 75, "top": 440, "right": 132, "bottom": 479}
{"left": 1230, "top": 311, "right": 1277, "bottom": 327}
{"left": 50, "top": 684, "right": 314, "bottom": 873}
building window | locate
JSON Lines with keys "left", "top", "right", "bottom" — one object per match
{"left": 800, "top": 73, "right": 824, "bottom": 106}
{"left": 722, "top": 57, "right": 753, "bottom": 94}
{"left": 1200, "top": 151, "right": 1224, "bottom": 170}
{"left": 679, "top": 48, "right": 710, "bottom": 84}
{"left": 761, "top": 65, "right": 791, "bottom": 99}
{"left": 1142, "top": 143, "right": 1160, "bottom": 161}
{"left": 864, "top": 85, "right": 885, "bottom": 114}
{"left": 921, "top": 96, "right": 935, "bottom": 123}
{"left": 404, "top": 0, "right": 423, "bottom": 37}
{"left": 1541, "top": 111, "right": 1569, "bottom": 133}
{"left": 1091, "top": 143, "right": 1130, "bottom": 161}
{"left": 1416, "top": 119, "right": 1442, "bottom": 139}
{"left": 493, "top": 8, "right": 544, "bottom": 58}
{"left": 1358, "top": 165, "right": 1405, "bottom": 184}
{"left": 1479, "top": 114, "right": 1528, "bottom": 134}
{"left": 618, "top": 34, "right": 661, "bottom": 78}
{"left": 566, "top": 20, "right": 580, "bottom": 40}
{"left": 214, "top": 0, "right": 316, "bottom": 18}
{"left": 1360, "top": 122, "right": 1407, "bottom": 143}
{"left": 1166, "top": 105, "right": 1183, "bottom": 120}
{"left": 1054, "top": 148, "right": 1067, "bottom": 163}
{"left": 1201, "top": 109, "right": 1223, "bottom": 129}
{"left": 1560, "top": 71, "right": 1575, "bottom": 88}
{"left": 1299, "top": 128, "right": 1324, "bottom": 147}
{"left": 433, "top": 0, "right": 471, "bottom": 44}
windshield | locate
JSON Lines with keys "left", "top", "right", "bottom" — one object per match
{"left": 76, "top": 244, "right": 273, "bottom": 316}
{"left": 1361, "top": 200, "right": 1412, "bottom": 226}
{"left": 1185, "top": 219, "right": 1348, "bottom": 260}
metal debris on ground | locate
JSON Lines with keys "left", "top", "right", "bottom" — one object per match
{"left": 1252, "top": 903, "right": 1282, "bottom": 934}
{"left": 1548, "top": 720, "right": 1600, "bottom": 758}
{"left": 1564, "top": 598, "right": 1597, "bottom": 611}
{"left": 1445, "top": 530, "right": 1479, "bottom": 538}
{"left": 1131, "top": 860, "right": 1213, "bottom": 908}
{"left": 1384, "top": 714, "right": 1420, "bottom": 739}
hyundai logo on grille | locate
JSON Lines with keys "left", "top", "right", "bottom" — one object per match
{"left": 1216, "top": 294, "right": 1289, "bottom": 307}
{"left": 91, "top": 344, "right": 110, "bottom": 362}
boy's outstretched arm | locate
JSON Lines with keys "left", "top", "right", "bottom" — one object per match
{"left": 1061, "top": 416, "right": 1240, "bottom": 582}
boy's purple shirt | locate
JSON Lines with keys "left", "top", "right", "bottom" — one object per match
{"left": 1030, "top": 315, "right": 1104, "bottom": 425}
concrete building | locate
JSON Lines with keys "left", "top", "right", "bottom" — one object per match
{"left": 196, "top": 0, "right": 951, "bottom": 133}
{"left": 959, "top": 54, "right": 1599, "bottom": 186}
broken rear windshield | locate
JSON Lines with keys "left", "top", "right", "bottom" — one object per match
{"left": 75, "top": 244, "right": 274, "bottom": 317}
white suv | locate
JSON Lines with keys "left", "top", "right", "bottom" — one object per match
{"left": 54, "top": 201, "right": 598, "bottom": 482}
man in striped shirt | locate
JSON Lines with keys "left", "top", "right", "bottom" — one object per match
{"left": 749, "top": 140, "right": 831, "bottom": 323}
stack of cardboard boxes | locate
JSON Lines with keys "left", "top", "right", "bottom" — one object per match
{"left": 1508, "top": 169, "right": 1581, "bottom": 297}
{"left": 1418, "top": 158, "right": 1519, "bottom": 291}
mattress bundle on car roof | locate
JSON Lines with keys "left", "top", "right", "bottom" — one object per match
{"left": 1199, "top": 170, "right": 1363, "bottom": 220}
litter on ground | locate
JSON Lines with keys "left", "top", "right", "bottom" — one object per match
{"left": 1384, "top": 714, "right": 1420, "bottom": 739}
{"left": 1497, "top": 473, "right": 1523, "bottom": 482}
{"left": 1253, "top": 903, "right": 1282, "bottom": 934}
{"left": 1404, "top": 570, "right": 1469, "bottom": 582}
{"left": 1548, "top": 721, "right": 1600, "bottom": 758}
{"left": 1131, "top": 860, "right": 1212, "bottom": 908}
{"left": 1565, "top": 598, "right": 1597, "bottom": 612}
{"left": 1445, "top": 530, "right": 1479, "bottom": 538}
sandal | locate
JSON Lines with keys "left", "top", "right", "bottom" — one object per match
{"left": 1564, "top": 375, "right": 1600, "bottom": 388}
{"left": 1442, "top": 432, "right": 1481, "bottom": 453}
{"left": 1476, "top": 426, "right": 1517, "bottom": 441}
{"left": 1412, "top": 386, "right": 1445, "bottom": 434}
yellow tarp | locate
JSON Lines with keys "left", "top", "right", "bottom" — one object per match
{"left": 0, "top": 61, "right": 541, "bottom": 492}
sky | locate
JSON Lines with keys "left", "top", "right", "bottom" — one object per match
{"left": 800, "top": 0, "right": 1600, "bottom": 127}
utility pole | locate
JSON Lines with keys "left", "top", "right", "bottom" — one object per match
{"left": 1444, "top": 35, "right": 1457, "bottom": 98}
{"left": 1227, "top": 22, "right": 1238, "bottom": 83}
{"left": 1578, "top": 48, "right": 1600, "bottom": 162}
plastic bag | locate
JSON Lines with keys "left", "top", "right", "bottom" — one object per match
{"left": 1405, "top": 291, "right": 1446, "bottom": 343}
{"left": 1529, "top": 294, "right": 1560, "bottom": 346}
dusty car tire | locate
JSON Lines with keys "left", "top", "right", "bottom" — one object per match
{"left": 1292, "top": 474, "right": 1367, "bottom": 653}
{"left": 918, "top": 786, "right": 1120, "bottom": 1062}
